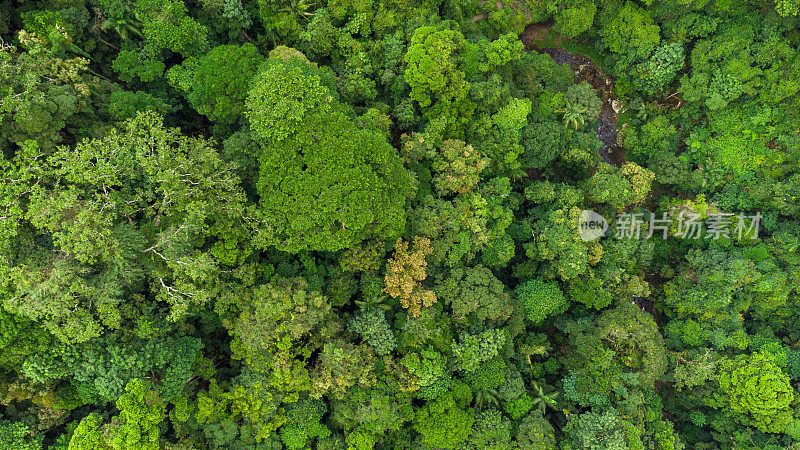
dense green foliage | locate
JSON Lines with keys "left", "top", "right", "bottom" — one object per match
{"left": 1, "top": 0, "right": 799, "bottom": 448}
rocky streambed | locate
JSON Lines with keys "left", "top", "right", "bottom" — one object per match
{"left": 521, "top": 23, "right": 626, "bottom": 166}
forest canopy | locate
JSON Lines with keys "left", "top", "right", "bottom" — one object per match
{"left": 1, "top": 0, "right": 800, "bottom": 449}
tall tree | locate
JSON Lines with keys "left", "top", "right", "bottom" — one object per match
{"left": 246, "top": 50, "right": 414, "bottom": 253}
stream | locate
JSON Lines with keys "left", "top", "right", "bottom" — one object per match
{"left": 519, "top": 23, "right": 659, "bottom": 318}
{"left": 520, "top": 24, "right": 625, "bottom": 166}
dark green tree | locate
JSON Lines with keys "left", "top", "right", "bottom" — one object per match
{"left": 167, "top": 43, "right": 262, "bottom": 123}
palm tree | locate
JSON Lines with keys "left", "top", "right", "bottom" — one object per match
{"left": 556, "top": 97, "right": 588, "bottom": 130}
{"left": 279, "top": 0, "right": 316, "bottom": 22}
{"left": 99, "top": 17, "right": 143, "bottom": 41}
{"left": 530, "top": 381, "right": 559, "bottom": 415}
{"left": 474, "top": 388, "right": 500, "bottom": 409}
{"left": 355, "top": 292, "right": 393, "bottom": 312}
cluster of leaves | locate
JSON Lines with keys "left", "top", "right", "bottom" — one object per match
{"left": 0, "top": 0, "right": 799, "bottom": 448}
{"left": 384, "top": 237, "right": 437, "bottom": 318}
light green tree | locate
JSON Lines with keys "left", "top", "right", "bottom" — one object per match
{"left": 413, "top": 382, "right": 475, "bottom": 448}
{"left": 515, "top": 279, "right": 569, "bottom": 324}
{"left": 247, "top": 52, "right": 413, "bottom": 253}
{"left": 709, "top": 350, "right": 795, "bottom": 434}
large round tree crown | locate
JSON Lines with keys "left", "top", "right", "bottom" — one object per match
{"left": 246, "top": 49, "right": 414, "bottom": 253}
